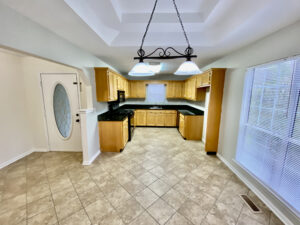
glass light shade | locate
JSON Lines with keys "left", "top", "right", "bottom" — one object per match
{"left": 149, "top": 64, "right": 161, "bottom": 73}
{"left": 128, "top": 62, "right": 155, "bottom": 76}
{"left": 174, "top": 60, "right": 202, "bottom": 75}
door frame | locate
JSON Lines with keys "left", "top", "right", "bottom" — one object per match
{"left": 40, "top": 73, "right": 81, "bottom": 151}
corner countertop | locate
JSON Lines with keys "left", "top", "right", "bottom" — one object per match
{"left": 98, "top": 104, "right": 204, "bottom": 121}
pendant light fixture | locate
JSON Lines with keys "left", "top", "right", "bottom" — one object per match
{"left": 129, "top": 0, "right": 202, "bottom": 76}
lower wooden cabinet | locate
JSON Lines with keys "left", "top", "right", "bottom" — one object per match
{"left": 135, "top": 110, "right": 147, "bottom": 126}
{"left": 135, "top": 110, "right": 177, "bottom": 127}
{"left": 98, "top": 118, "right": 128, "bottom": 152}
{"left": 178, "top": 113, "right": 203, "bottom": 140}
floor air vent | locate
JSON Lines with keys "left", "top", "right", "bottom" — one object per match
{"left": 240, "top": 194, "right": 262, "bottom": 213}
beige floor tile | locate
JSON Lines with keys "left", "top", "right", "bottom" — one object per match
{"left": 239, "top": 205, "right": 270, "bottom": 225}
{"left": 165, "top": 212, "right": 193, "bottom": 225}
{"left": 123, "top": 179, "right": 146, "bottom": 195}
{"left": 85, "top": 198, "right": 114, "bottom": 224}
{"left": 55, "top": 197, "right": 82, "bottom": 221}
{"left": 237, "top": 213, "right": 265, "bottom": 225}
{"left": 49, "top": 176, "right": 73, "bottom": 193}
{"left": 129, "top": 164, "right": 147, "bottom": 177}
{"left": 27, "top": 195, "right": 54, "bottom": 218}
{"left": 148, "top": 179, "right": 170, "bottom": 197}
{"left": 129, "top": 211, "right": 158, "bottom": 225}
{"left": 52, "top": 187, "right": 77, "bottom": 206}
{"left": 147, "top": 199, "right": 176, "bottom": 225}
{"left": 204, "top": 202, "right": 240, "bottom": 225}
{"left": 160, "top": 173, "right": 180, "bottom": 187}
{"left": 116, "top": 197, "right": 144, "bottom": 224}
{"left": 100, "top": 209, "right": 124, "bottom": 225}
{"left": 0, "top": 128, "right": 283, "bottom": 225}
{"left": 59, "top": 209, "right": 91, "bottom": 225}
{"left": 162, "top": 188, "right": 186, "bottom": 210}
{"left": 0, "top": 205, "right": 26, "bottom": 225}
{"left": 105, "top": 185, "right": 132, "bottom": 208}
{"left": 178, "top": 199, "right": 206, "bottom": 225}
{"left": 114, "top": 171, "right": 136, "bottom": 185}
{"left": 134, "top": 188, "right": 159, "bottom": 209}
{"left": 27, "top": 182, "right": 51, "bottom": 203}
{"left": 138, "top": 172, "right": 158, "bottom": 186}
{"left": 73, "top": 177, "right": 97, "bottom": 194}
{"left": 0, "top": 193, "right": 26, "bottom": 215}
{"left": 149, "top": 166, "right": 166, "bottom": 178}
{"left": 78, "top": 186, "right": 104, "bottom": 208}
{"left": 27, "top": 207, "right": 57, "bottom": 225}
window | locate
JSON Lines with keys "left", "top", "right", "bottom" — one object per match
{"left": 146, "top": 84, "right": 166, "bottom": 103}
{"left": 236, "top": 57, "right": 300, "bottom": 214}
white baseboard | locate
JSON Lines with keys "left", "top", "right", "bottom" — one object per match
{"left": 0, "top": 149, "right": 34, "bottom": 169}
{"left": 217, "top": 153, "right": 295, "bottom": 225}
{"left": 82, "top": 150, "right": 100, "bottom": 166}
{"left": 32, "top": 148, "right": 49, "bottom": 152}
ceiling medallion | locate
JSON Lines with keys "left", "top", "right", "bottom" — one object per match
{"left": 129, "top": 0, "right": 202, "bottom": 76}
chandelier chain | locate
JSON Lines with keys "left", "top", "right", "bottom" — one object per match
{"left": 171, "top": 0, "right": 191, "bottom": 47}
{"left": 140, "top": 0, "right": 158, "bottom": 50}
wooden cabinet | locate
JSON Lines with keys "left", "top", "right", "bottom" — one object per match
{"left": 136, "top": 110, "right": 177, "bottom": 127}
{"left": 178, "top": 113, "right": 203, "bottom": 140}
{"left": 130, "top": 81, "right": 146, "bottom": 98}
{"left": 179, "top": 114, "right": 185, "bottom": 137}
{"left": 204, "top": 69, "right": 226, "bottom": 153}
{"left": 166, "top": 81, "right": 184, "bottom": 98}
{"left": 95, "top": 67, "right": 129, "bottom": 102}
{"left": 146, "top": 111, "right": 156, "bottom": 126}
{"left": 196, "top": 71, "right": 211, "bottom": 88}
{"left": 98, "top": 118, "right": 128, "bottom": 152}
{"left": 135, "top": 110, "right": 147, "bottom": 126}
{"left": 164, "top": 111, "right": 177, "bottom": 126}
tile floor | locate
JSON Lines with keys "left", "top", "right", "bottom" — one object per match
{"left": 0, "top": 128, "right": 284, "bottom": 225}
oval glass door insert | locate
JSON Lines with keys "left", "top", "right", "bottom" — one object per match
{"left": 53, "top": 84, "right": 72, "bottom": 138}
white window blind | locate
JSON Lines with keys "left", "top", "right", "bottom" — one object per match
{"left": 146, "top": 84, "right": 166, "bottom": 103}
{"left": 236, "top": 57, "right": 300, "bottom": 214}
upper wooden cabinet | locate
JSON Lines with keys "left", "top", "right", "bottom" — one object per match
{"left": 94, "top": 67, "right": 129, "bottom": 102}
{"left": 166, "top": 81, "right": 184, "bottom": 98}
{"left": 130, "top": 81, "right": 146, "bottom": 98}
{"left": 196, "top": 70, "right": 211, "bottom": 88}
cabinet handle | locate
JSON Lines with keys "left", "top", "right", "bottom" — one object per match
{"left": 76, "top": 119, "right": 80, "bottom": 123}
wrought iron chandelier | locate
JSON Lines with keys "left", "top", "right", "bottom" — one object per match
{"left": 129, "top": 0, "right": 202, "bottom": 76}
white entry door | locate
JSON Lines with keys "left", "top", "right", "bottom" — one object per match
{"left": 41, "top": 73, "right": 82, "bottom": 151}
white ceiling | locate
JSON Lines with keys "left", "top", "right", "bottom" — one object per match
{"left": 1, "top": 0, "right": 300, "bottom": 78}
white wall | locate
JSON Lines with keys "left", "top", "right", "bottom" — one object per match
{"left": 0, "top": 3, "right": 118, "bottom": 163}
{"left": 0, "top": 50, "right": 33, "bottom": 167}
{"left": 21, "top": 57, "right": 81, "bottom": 150}
{"left": 202, "top": 20, "right": 300, "bottom": 224}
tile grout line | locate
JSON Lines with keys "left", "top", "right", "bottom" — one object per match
{"left": 66, "top": 168, "right": 93, "bottom": 225}
{"left": 43, "top": 154, "right": 61, "bottom": 225}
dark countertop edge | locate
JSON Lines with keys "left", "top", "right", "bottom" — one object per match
{"left": 98, "top": 104, "right": 204, "bottom": 121}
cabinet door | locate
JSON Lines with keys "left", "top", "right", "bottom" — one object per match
{"left": 201, "top": 72, "right": 211, "bottom": 86}
{"left": 146, "top": 111, "right": 156, "bottom": 126}
{"left": 174, "top": 82, "right": 182, "bottom": 98}
{"left": 190, "top": 77, "right": 197, "bottom": 100}
{"left": 137, "top": 81, "right": 146, "bottom": 98}
{"left": 155, "top": 113, "right": 165, "bottom": 126}
{"left": 196, "top": 75, "right": 202, "bottom": 87}
{"left": 130, "top": 82, "right": 137, "bottom": 98}
{"left": 136, "top": 110, "right": 146, "bottom": 126}
{"left": 108, "top": 73, "right": 117, "bottom": 101}
{"left": 166, "top": 82, "right": 175, "bottom": 98}
{"left": 179, "top": 114, "right": 185, "bottom": 137}
{"left": 165, "top": 113, "right": 177, "bottom": 126}
{"left": 123, "top": 119, "right": 128, "bottom": 147}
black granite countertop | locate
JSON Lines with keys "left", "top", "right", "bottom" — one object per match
{"left": 98, "top": 104, "right": 204, "bottom": 121}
